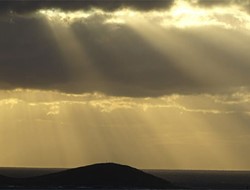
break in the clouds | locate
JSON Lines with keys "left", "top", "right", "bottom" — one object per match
{"left": 1, "top": 0, "right": 250, "bottom": 97}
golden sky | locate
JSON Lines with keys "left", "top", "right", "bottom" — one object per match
{"left": 0, "top": 0, "right": 250, "bottom": 170}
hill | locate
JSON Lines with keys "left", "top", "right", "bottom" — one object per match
{"left": 0, "top": 163, "right": 177, "bottom": 189}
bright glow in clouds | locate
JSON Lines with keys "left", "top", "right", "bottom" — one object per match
{"left": 1, "top": 89, "right": 250, "bottom": 169}
{"left": 38, "top": 0, "right": 250, "bottom": 30}
{"left": 39, "top": 9, "right": 91, "bottom": 24}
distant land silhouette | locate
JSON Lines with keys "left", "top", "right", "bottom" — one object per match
{"left": 0, "top": 163, "right": 177, "bottom": 189}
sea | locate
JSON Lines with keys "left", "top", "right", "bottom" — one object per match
{"left": 0, "top": 168, "right": 250, "bottom": 189}
{"left": 145, "top": 169, "right": 250, "bottom": 189}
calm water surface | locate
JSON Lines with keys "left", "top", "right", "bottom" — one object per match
{"left": 146, "top": 169, "right": 250, "bottom": 189}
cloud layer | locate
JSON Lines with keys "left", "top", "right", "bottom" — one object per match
{"left": 0, "top": 1, "right": 250, "bottom": 97}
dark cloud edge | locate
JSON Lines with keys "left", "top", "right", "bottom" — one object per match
{"left": 0, "top": 0, "right": 175, "bottom": 15}
{"left": 1, "top": 0, "right": 249, "bottom": 16}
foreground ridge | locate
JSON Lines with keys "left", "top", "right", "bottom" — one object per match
{"left": 0, "top": 162, "right": 178, "bottom": 189}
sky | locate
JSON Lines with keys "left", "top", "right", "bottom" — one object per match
{"left": 0, "top": 0, "right": 250, "bottom": 170}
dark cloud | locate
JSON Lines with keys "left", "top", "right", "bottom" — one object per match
{"left": 0, "top": 0, "right": 174, "bottom": 15}
{"left": 1, "top": 10, "right": 250, "bottom": 97}
{"left": 196, "top": 0, "right": 250, "bottom": 11}
{"left": 0, "top": 17, "right": 70, "bottom": 88}
{"left": 0, "top": 15, "right": 201, "bottom": 96}
{"left": 1, "top": 0, "right": 250, "bottom": 16}
{"left": 196, "top": 0, "right": 232, "bottom": 6}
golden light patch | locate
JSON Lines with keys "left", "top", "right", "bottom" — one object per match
{"left": 39, "top": 9, "right": 91, "bottom": 24}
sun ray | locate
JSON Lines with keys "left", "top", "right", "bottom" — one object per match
{"left": 39, "top": 12, "right": 106, "bottom": 94}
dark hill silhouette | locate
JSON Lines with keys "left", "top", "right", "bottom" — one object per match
{"left": 0, "top": 163, "right": 177, "bottom": 189}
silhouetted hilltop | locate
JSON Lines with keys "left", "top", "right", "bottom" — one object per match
{"left": 0, "top": 163, "right": 177, "bottom": 189}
